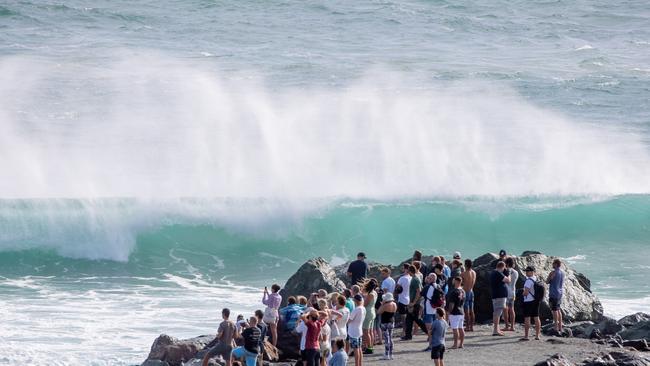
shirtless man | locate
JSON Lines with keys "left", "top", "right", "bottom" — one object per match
{"left": 461, "top": 259, "right": 476, "bottom": 332}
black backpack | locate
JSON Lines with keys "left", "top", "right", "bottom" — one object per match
{"left": 423, "top": 284, "right": 445, "bottom": 308}
{"left": 533, "top": 280, "right": 545, "bottom": 301}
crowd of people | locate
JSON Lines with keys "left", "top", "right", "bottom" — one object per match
{"left": 198, "top": 250, "right": 565, "bottom": 366}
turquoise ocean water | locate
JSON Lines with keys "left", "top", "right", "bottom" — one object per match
{"left": 1, "top": 0, "right": 650, "bottom": 364}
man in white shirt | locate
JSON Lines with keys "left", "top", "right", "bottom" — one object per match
{"left": 396, "top": 263, "right": 412, "bottom": 338}
{"left": 521, "top": 266, "right": 541, "bottom": 341}
{"left": 347, "top": 294, "right": 366, "bottom": 366}
{"left": 380, "top": 267, "right": 396, "bottom": 294}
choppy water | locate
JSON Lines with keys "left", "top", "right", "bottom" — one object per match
{"left": 1, "top": 0, "right": 650, "bottom": 364}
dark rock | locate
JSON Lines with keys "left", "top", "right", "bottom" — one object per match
{"left": 585, "top": 317, "right": 624, "bottom": 338}
{"left": 141, "top": 361, "right": 170, "bottom": 366}
{"left": 143, "top": 334, "right": 212, "bottom": 366}
{"left": 567, "top": 321, "right": 596, "bottom": 338}
{"left": 622, "top": 339, "right": 650, "bottom": 352}
{"left": 581, "top": 351, "right": 650, "bottom": 366}
{"left": 619, "top": 320, "right": 650, "bottom": 341}
{"left": 473, "top": 253, "right": 499, "bottom": 268}
{"left": 575, "top": 272, "right": 592, "bottom": 293}
{"left": 619, "top": 313, "right": 650, "bottom": 328}
{"left": 473, "top": 252, "right": 604, "bottom": 323}
{"left": 545, "top": 327, "right": 574, "bottom": 338}
{"left": 333, "top": 260, "right": 398, "bottom": 287}
{"left": 522, "top": 250, "right": 543, "bottom": 256}
{"left": 534, "top": 353, "right": 576, "bottom": 366}
{"left": 279, "top": 257, "right": 346, "bottom": 306}
{"left": 275, "top": 328, "right": 302, "bottom": 360}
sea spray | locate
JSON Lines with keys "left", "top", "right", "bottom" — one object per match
{"left": 1, "top": 56, "right": 649, "bottom": 199}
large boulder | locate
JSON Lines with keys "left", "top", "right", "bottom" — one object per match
{"left": 473, "top": 252, "right": 604, "bottom": 323}
{"left": 333, "top": 260, "right": 398, "bottom": 287}
{"left": 619, "top": 313, "right": 650, "bottom": 328}
{"left": 275, "top": 329, "right": 302, "bottom": 360}
{"left": 581, "top": 351, "right": 650, "bottom": 366}
{"left": 619, "top": 319, "right": 650, "bottom": 341}
{"left": 279, "top": 257, "right": 346, "bottom": 306}
{"left": 143, "top": 334, "right": 212, "bottom": 366}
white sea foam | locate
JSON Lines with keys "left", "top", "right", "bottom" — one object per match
{"left": 600, "top": 296, "right": 650, "bottom": 320}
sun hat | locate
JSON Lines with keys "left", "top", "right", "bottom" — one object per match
{"left": 382, "top": 293, "right": 394, "bottom": 302}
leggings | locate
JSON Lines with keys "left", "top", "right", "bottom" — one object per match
{"left": 381, "top": 322, "right": 394, "bottom": 357}
{"left": 304, "top": 348, "right": 321, "bottom": 366}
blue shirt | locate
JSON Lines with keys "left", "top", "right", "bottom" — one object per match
{"left": 279, "top": 304, "right": 305, "bottom": 330}
{"left": 430, "top": 319, "right": 448, "bottom": 347}
{"left": 490, "top": 270, "right": 509, "bottom": 299}
{"left": 442, "top": 265, "right": 451, "bottom": 279}
{"left": 328, "top": 350, "right": 349, "bottom": 366}
{"left": 549, "top": 268, "right": 565, "bottom": 299}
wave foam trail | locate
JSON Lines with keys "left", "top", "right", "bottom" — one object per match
{"left": 1, "top": 54, "right": 649, "bottom": 200}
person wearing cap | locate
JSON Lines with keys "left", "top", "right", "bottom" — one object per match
{"left": 377, "top": 292, "right": 397, "bottom": 360}
{"left": 453, "top": 252, "right": 461, "bottom": 261}
{"left": 347, "top": 252, "right": 368, "bottom": 287}
{"left": 347, "top": 294, "right": 366, "bottom": 366}
{"left": 490, "top": 261, "right": 511, "bottom": 336}
{"left": 498, "top": 249, "right": 507, "bottom": 263}
{"left": 521, "top": 266, "right": 542, "bottom": 341}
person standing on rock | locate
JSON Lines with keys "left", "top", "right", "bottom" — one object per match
{"left": 461, "top": 259, "right": 476, "bottom": 332}
{"left": 201, "top": 308, "right": 236, "bottom": 366}
{"left": 547, "top": 258, "right": 565, "bottom": 333}
{"left": 347, "top": 294, "right": 366, "bottom": 366}
{"left": 490, "top": 261, "right": 511, "bottom": 336}
{"left": 262, "top": 284, "right": 282, "bottom": 347}
{"left": 230, "top": 317, "right": 261, "bottom": 366}
{"left": 347, "top": 252, "right": 368, "bottom": 287}
{"left": 503, "top": 257, "right": 519, "bottom": 332}
{"left": 447, "top": 276, "right": 466, "bottom": 349}
{"left": 521, "top": 266, "right": 542, "bottom": 341}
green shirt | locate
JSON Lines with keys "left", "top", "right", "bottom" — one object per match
{"left": 409, "top": 275, "right": 422, "bottom": 302}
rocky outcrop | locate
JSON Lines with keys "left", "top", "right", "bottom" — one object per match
{"left": 581, "top": 351, "right": 650, "bottom": 366}
{"left": 473, "top": 252, "right": 604, "bottom": 323}
{"left": 535, "top": 354, "right": 576, "bottom": 366}
{"left": 279, "top": 257, "right": 346, "bottom": 306}
{"left": 143, "top": 334, "right": 212, "bottom": 366}
{"left": 619, "top": 313, "right": 650, "bottom": 328}
{"left": 333, "top": 260, "right": 399, "bottom": 287}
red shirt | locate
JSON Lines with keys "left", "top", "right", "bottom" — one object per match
{"left": 305, "top": 318, "right": 326, "bottom": 350}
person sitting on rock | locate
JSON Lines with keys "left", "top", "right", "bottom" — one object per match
{"left": 547, "top": 258, "right": 565, "bottom": 333}
{"left": 262, "top": 284, "right": 282, "bottom": 347}
{"left": 231, "top": 317, "right": 261, "bottom": 366}
{"left": 521, "top": 266, "right": 542, "bottom": 341}
{"left": 201, "top": 308, "right": 236, "bottom": 366}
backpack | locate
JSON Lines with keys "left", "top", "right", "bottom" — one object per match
{"left": 394, "top": 284, "right": 403, "bottom": 295}
{"left": 423, "top": 284, "right": 445, "bottom": 308}
{"left": 533, "top": 280, "right": 545, "bottom": 301}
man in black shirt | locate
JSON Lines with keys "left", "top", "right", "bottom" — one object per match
{"left": 489, "top": 261, "right": 511, "bottom": 336}
{"left": 231, "top": 317, "right": 261, "bottom": 366}
{"left": 446, "top": 277, "right": 466, "bottom": 349}
{"left": 346, "top": 252, "right": 368, "bottom": 287}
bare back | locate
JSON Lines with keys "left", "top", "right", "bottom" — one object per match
{"left": 461, "top": 268, "right": 476, "bottom": 292}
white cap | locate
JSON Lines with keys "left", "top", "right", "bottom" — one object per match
{"left": 453, "top": 251, "right": 461, "bottom": 259}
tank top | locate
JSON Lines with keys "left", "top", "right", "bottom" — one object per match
{"left": 381, "top": 311, "right": 395, "bottom": 324}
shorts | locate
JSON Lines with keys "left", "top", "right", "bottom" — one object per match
{"left": 397, "top": 302, "right": 408, "bottom": 315}
{"left": 349, "top": 337, "right": 362, "bottom": 349}
{"left": 263, "top": 307, "right": 278, "bottom": 324}
{"left": 492, "top": 298, "right": 506, "bottom": 316}
{"left": 506, "top": 296, "right": 515, "bottom": 307}
{"left": 449, "top": 314, "right": 464, "bottom": 330}
{"left": 363, "top": 311, "right": 376, "bottom": 330}
{"left": 463, "top": 290, "right": 474, "bottom": 310}
{"left": 523, "top": 301, "right": 540, "bottom": 318}
{"left": 430, "top": 344, "right": 445, "bottom": 360}
{"left": 424, "top": 314, "right": 435, "bottom": 324}
{"left": 204, "top": 342, "right": 233, "bottom": 360}
{"left": 549, "top": 297, "right": 562, "bottom": 311}
{"left": 231, "top": 346, "right": 258, "bottom": 366}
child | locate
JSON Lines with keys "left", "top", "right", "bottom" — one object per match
{"left": 430, "top": 308, "right": 449, "bottom": 366}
